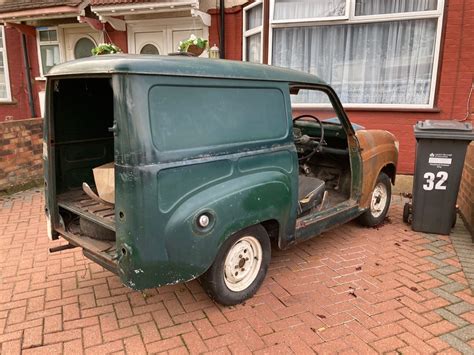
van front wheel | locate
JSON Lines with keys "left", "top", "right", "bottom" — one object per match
{"left": 200, "top": 225, "right": 271, "bottom": 306}
{"left": 358, "top": 172, "right": 392, "bottom": 227}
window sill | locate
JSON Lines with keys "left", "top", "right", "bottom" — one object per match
{"left": 0, "top": 99, "right": 17, "bottom": 105}
{"left": 295, "top": 105, "right": 441, "bottom": 113}
{"left": 343, "top": 106, "right": 441, "bottom": 113}
{"left": 35, "top": 77, "right": 46, "bottom": 81}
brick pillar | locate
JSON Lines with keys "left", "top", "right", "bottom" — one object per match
{"left": 458, "top": 142, "right": 474, "bottom": 234}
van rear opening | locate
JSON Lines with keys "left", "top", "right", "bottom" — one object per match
{"left": 49, "top": 77, "right": 117, "bottom": 272}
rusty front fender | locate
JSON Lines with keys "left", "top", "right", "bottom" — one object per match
{"left": 356, "top": 130, "right": 398, "bottom": 209}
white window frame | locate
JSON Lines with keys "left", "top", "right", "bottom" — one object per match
{"left": 0, "top": 26, "right": 12, "bottom": 102}
{"left": 36, "top": 27, "right": 63, "bottom": 78}
{"left": 268, "top": 0, "right": 445, "bottom": 109}
{"left": 242, "top": 0, "right": 264, "bottom": 63}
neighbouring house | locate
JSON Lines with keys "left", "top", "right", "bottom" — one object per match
{"left": 0, "top": 0, "right": 472, "bottom": 228}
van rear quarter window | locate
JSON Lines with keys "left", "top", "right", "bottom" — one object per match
{"left": 148, "top": 85, "right": 288, "bottom": 151}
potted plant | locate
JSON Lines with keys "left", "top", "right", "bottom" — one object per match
{"left": 178, "top": 34, "right": 208, "bottom": 56}
{"left": 92, "top": 43, "right": 122, "bottom": 56}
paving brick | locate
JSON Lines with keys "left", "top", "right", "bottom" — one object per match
{"left": 371, "top": 335, "right": 406, "bottom": 353}
{"left": 146, "top": 336, "right": 184, "bottom": 353}
{"left": 446, "top": 301, "right": 474, "bottom": 315}
{"left": 123, "top": 335, "right": 147, "bottom": 355}
{"left": 435, "top": 309, "right": 470, "bottom": 327}
{"left": 440, "top": 334, "right": 474, "bottom": 354}
{"left": 182, "top": 331, "right": 209, "bottom": 354}
{"left": 450, "top": 325, "right": 474, "bottom": 342}
{"left": 2, "top": 191, "right": 474, "bottom": 354}
{"left": 22, "top": 325, "right": 43, "bottom": 349}
{"left": 82, "top": 325, "right": 103, "bottom": 348}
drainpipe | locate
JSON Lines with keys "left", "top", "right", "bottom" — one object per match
{"left": 219, "top": 0, "right": 225, "bottom": 59}
{"left": 21, "top": 33, "right": 36, "bottom": 118}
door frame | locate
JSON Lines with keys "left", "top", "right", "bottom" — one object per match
{"left": 59, "top": 23, "right": 105, "bottom": 61}
{"left": 127, "top": 17, "right": 209, "bottom": 55}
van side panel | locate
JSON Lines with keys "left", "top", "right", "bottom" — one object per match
{"left": 114, "top": 75, "right": 298, "bottom": 290}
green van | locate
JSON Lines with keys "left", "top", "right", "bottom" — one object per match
{"left": 44, "top": 55, "right": 398, "bottom": 305}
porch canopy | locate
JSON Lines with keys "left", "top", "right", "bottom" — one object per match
{"left": 91, "top": 0, "right": 210, "bottom": 26}
{"left": 0, "top": 0, "right": 89, "bottom": 22}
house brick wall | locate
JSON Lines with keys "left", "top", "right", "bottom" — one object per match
{"left": 458, "top": 143, "right": 473, "bottom": 234}
{"left": 1, "top": 27, "right": 43, "bottom": 122}
{"left": 0, "top": 117, "right": 43, "bottom": 191}
{"left": 208, "top": 6, "right": 243, "bottom": 60}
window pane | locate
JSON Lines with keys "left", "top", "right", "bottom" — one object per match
{"left": 40, "top": 44, "right": 60, "bottom": 74}
{"left": 246, "top": 3, "right": 262, "bottom": 30}
{"left": 356, "top": 0, "right": 437, "bottom": 15}
{"left": 39, "top": 29, "right": 58, "bottom": 42}
{"left": 274, "top": 0, "right": 346, "bottom": 20}
{"left": 246, "top": 33, "right": 261, "bottom": 62}
{"left": 74, "top": 37, "right": 95, "bottom": 59}
{"left": 140, "top": 44, "right": 160, "bottom": 55}
{"left": 291, "top": 89, "right": 341, "bottom": 123}
{"left": 273, "top": 19, "right": 437, "bottom": 105}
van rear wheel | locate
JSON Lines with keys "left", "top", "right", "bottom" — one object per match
{"left": 200, "top": 225, "right": 271, "bottom": 306}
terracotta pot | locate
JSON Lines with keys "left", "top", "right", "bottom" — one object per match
{"left": 186, "top": 44, "right": 205, "bottom": 57}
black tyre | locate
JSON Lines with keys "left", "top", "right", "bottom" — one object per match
{"left": 403, "top": 203, "right": 412, "bottom": 224}
{"left": 200, "top": 225, "right": 271, "bottom": 306}
{"left": 358, "top": 172, "right": 392, "bottom": 227}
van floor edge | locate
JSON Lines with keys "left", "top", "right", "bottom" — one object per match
{"left": 57, "top": 189, "right": 116, "bottom": 231}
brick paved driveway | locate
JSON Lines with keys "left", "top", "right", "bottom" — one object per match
{"left": 1, "top": 189, "right": 473, "bottom": 354}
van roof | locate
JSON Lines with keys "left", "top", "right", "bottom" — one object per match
{"left": 46, "top": 54, "right": 327, "bottom": 85}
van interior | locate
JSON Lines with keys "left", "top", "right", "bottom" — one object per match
{"left": 51, "top": 77, "right": 117, "bottom": 265}
{"left": 290, "top": 87, "right": 352, "bottom": 217}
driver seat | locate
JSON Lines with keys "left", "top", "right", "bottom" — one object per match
{"left": 298, "top": 176, "right": 326, "bottom": 215}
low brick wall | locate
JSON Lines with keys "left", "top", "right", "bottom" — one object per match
{"left": 458, "top": 142, "right": 474, "bottom": 234}
{"left": 0, "top": 118, "right": 43, "bottom": 192}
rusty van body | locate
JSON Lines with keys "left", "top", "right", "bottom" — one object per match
{"left": 44, "top": 55, "right": 398, "bottom": 305}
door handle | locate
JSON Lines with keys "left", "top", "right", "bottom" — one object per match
{"left": 108, "top": 121, "right": 118, "bottom": 136}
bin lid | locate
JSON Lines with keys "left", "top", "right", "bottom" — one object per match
{"left": 414, "top": 120, "right": 474, "bottom": 140}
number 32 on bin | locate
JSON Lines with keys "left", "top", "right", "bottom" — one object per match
{"left": 423, "top": 171, "right": 448, "bottom": 191}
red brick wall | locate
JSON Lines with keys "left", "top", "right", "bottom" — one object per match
{"left": 0, "top": 118, "right": 43, "bottom": 191}
{"left": 107, "top": 25, "right": 128, "bottom": 53}
{"left": 1, "top": 28, "right": 43, "bottom": 122}
{"left": 208, "top": 6, "right": 243, "bottom": 61}
{"left": 458, "top": 143, "right": 473, "bottom": 233}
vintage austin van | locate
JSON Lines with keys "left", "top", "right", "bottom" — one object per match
{"left": 44, "top": 55, "right": 398, "bottom": 305}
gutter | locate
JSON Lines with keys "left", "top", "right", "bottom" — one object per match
{"left": 21, "top": 33, "right": 36, "bottom": 118}
{"left": 219, "top": 0, "right": 225, "bottom": 59}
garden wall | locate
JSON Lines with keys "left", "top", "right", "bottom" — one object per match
{"left": 0, "top": 118, "right": 43, "bottom": 192}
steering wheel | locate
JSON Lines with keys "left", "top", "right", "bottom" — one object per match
{"left": 293, "top": 114, "right": 325, "bottom": 161}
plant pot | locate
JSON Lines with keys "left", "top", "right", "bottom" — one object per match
{"left": 186, "top": 44, "right": 205, "bottom": 57}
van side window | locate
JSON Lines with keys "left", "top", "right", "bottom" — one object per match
{"left": 291, "top": 88, "right": 341, "bottom": 124}
{"left": 149, "top": 85, "right": 288, "bottom": 151}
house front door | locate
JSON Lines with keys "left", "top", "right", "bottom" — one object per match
{"left": 134, "top": 30, "right": 166, "bottom": 55}
{"left": 128, "top": 19, "right": 208, "bottom": 56}
{"left": 63, "top": 26, "right": 103, "bottom": 61}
